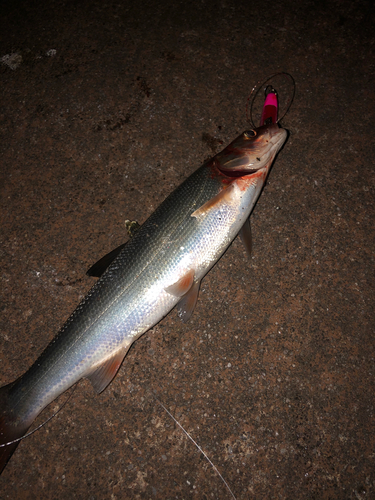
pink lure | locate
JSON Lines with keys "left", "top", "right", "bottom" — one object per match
{"left": 260, "top": 90, "right": 278, "bottom": 126}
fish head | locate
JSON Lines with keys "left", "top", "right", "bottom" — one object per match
{"left": 215, "top": 123, "right": 287, "bottom": 176}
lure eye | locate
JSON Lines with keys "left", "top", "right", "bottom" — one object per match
{"left": 244, "top": 130, "right": 257, "bottom": 139}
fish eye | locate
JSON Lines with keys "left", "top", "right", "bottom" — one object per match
{"left": 244, "top": 130, "right": 257, "bottom": 139}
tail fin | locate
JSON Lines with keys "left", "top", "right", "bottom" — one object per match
{"left": 0, "top": 382, "right": 30, "bottom": 475}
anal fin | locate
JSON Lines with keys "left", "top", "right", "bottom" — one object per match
{"left": 86, "top": 346, "right": 129, "bottom": 394}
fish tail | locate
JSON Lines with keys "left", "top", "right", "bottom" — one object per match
{"left": 0, "top": 381, "right": 30, "bottom": 475}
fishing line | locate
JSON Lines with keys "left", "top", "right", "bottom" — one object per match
{"left": 0, "top": 383, "right": 77, "bottom": 447}
{"left": 246, "top": 72, "right": 295, "bottom": 128}
{"left": 154, "top": 396, "right": 237, "bottom": 500}
{"left": 2, "top": 380, "right": 237, "bottom": 500}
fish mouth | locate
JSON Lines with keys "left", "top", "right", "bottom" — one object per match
{"left": 266, "top": 125, "right": 288, "bottom": 159}
{"left": 248, "top": 125, "right": 288, "bottom": 170}
{"left": 269, "top": 124, "right": 288, "bottom": 146}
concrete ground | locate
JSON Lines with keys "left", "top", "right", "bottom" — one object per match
{"left": 0, "top": 0, "right": 374, "bottom": 498}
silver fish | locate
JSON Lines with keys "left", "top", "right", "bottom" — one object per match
{"left": 0, "top": 123, "right": 287, "bottom": 473}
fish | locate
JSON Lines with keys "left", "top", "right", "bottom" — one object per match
{"left": 0, "top": 122, "right": 287, "bottom": 474}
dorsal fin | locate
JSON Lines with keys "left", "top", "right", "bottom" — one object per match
{"left": 86, "top": 346, "right": 129, "bottom": 394}
{"left": 87, "top": 221, "right": 141, "bottom": 278}
{"left": 86, "top": 243, "right": 127, "bottom": 277}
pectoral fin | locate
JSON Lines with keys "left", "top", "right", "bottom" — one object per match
{"left": 191, "top": 185, "right": 235, "bottom": 218}
{"left": 177, "top": 280, "right": 200, "bottom": 322}
{"left": 86, "top": 346, "right": 130, "bottom": 394}
{"left": 240, "top": 217, "right": 252, "bottom": 258}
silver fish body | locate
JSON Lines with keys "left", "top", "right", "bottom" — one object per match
{"left": 0, "top": 123, "right": 287, "bottom": 473}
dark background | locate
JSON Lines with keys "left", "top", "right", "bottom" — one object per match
{"left": 0, "top": 0, "right": 374, "bottom": 498}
